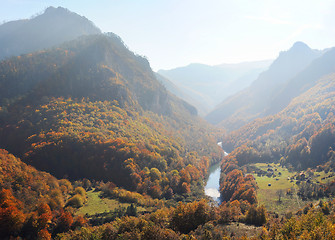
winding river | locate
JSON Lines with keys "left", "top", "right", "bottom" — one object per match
{"left": 204, "top": 142, "right": 228, "bottom": 202}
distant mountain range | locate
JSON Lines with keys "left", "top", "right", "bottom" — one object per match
{"left": 205, "top": 42, "right": 333, "bottom": 130}
{"left": 0, "top": 6, "right": 101, "bottom": 60}
{"left": 158, "top": 60, "right": 272, "bottom": 115}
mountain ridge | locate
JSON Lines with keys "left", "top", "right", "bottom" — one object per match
{"left": 0, "top": 6, "right": 101, "bottom": 60}
{"left": 205, "top": 41, "right": 323, "bottom": 130}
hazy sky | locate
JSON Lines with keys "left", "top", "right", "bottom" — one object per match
{"left": 1, "top": 0, "right": 335, "bottom": 70}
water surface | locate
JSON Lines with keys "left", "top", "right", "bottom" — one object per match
{"left": 205, "top": 161, "right": 221, "bottom": 202}
{"left": 204, "top": 145, "right": 228, "bottom": 202}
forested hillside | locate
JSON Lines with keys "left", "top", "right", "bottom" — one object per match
{"left": 2, "top": 4, "right": 335, "bottom": 240}
{"left": 211, "top": 72, "right": 335, "bottom": 240}
{"left": 0, "top": 33, "right": 222, "bottom": 201}
{"left": 218, "top": 74, "right": 335, "bottom": 218}
{"left": 221, "top": 73, "right": 335, "bottom": 169}
{"left": 0, "top": 22, "right": 229, "bottom": 239}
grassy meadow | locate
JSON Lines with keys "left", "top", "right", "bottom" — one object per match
{"left": 76, "top": 189, "right": 147, "bottom": 217}
{"left": 247, "top": 163, "right": 334, "bottom": 214}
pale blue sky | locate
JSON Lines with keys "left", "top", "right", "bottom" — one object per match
{"left": 1, "top": 0, "right": 335, "bottom": 70}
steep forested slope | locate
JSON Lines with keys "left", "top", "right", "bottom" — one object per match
{"left": 0, "top": 34, "right": 222, "bottom": 200}
{"left": 215, "top": 74, "right": 335, "bottom": 235}
{"left": 0, "top": 149, "right": 72, "bottom": 211}
{"left": 0, "top": 149, "right": 85, "bottom": 239}
{"left": 221, "top": 73, "right": 335, "bottom": 170}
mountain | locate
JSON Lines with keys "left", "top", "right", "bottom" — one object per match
{"left": 217, "top": 74, "right": 335, "bottom": 232}
{"left": 0, "top": 33, "right": 221, "bottom": 199}
{"left": 206, "top": 42, "right": 323, "bottom": 130}
{"left": 0, "top": 33, "right": 197, "bottom": 116}
{"left": 155, "top": 73, "right": 210, "bottom": 115}
{"left": 0, "top": 6, "right": 101, "bottom": 60}
{"left": 0, "top": 7, "right": 224, "bottom": 239}
{"left": 221, "top": 73, "right": 335, "bottom": 169}
{"left": 266, "top": 46, "right": 335, "bottom": 115}
{"left": 2, "top": 6, "right": 335, "bottom": 240}
{"left": 158, "top": 60, "right": 272, "bottom": 115}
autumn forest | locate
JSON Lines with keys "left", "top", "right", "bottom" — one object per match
{"left": 1, "top": 6, "right": 335, "bottom": 240}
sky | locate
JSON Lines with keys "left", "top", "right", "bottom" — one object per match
{"left": 1, "top": 0, "right": 335, "bottom": 71}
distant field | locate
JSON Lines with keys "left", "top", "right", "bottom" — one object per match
{"left": 76, "top": 189, "right": 146, "bottom": 216}
{"left": 247, "top": 163, "right": 332, "bottom": 215}
{"left": 247, "top": 163, "right": 301, "bottom": 214}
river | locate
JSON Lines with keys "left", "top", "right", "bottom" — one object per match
{"left": 204, "top": 142, "right": 228, "bottom": 202}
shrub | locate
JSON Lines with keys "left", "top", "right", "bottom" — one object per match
{"left": 74, "top": 187, "right": 86, "bottom": 197}
{"left": 66, "top": 194, "right": 84, "bottom": 208}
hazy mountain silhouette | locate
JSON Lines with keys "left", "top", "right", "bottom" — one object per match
{"left": 158, "top": 60, "right": 272, "bottom": 115}
{"left": 206, "top": 42, "right": 323, "bottom": 130}
{"left": 0, "top": 6, "right": 101, "bottom": 60}
{"left": 155, "top": 73, "right": 209, "bottom": 115}
{"left": 266, "top": 46, "right": 335, "bottom": 115}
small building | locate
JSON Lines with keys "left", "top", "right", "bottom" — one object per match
{"left": 268, "top": 183, "right": 271, "bottom": 186}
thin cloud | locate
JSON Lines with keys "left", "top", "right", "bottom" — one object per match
{"left": 282, "top": 23, "right": 324, "bottom": 43}
{"left": 245, "top": 15, "right": 290, "bottom": 25}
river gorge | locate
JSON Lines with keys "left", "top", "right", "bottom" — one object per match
{"left": 204, "top": 143, "right": 228, "bottom": 202}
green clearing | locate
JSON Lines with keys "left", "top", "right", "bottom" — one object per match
{"left": 248, "top": 163, "right": 304, "bottom": 214}
{"left": 248, "top": 163, "right": 334, "bottom": 215}
{"left": 75, "top": 189, "right": 146, "bottom": 216}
